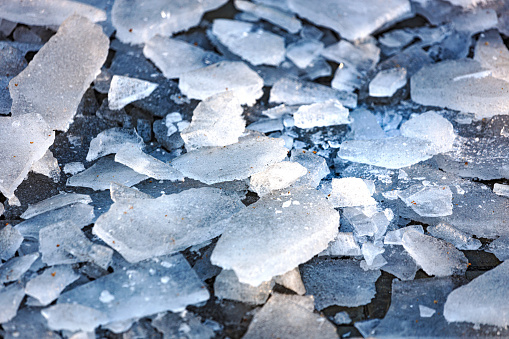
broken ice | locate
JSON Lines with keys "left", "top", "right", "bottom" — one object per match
{"left": 369, "top": 68, "right": 407, "bottom": 97}
{"left": 293, "top": 99, "right": 350, "bottom": 129}
{"left": 249, "top": 161, "right": 307, "bottom": 196}
{"left": 108, "top": 75, "right": 158, "bottom": 110}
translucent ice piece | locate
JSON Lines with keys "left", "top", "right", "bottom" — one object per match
{"left": 274, "top": 268, "right": 306, "bottom": 295}
{"left": 93, "top": 187, "right": 244, "bottom": 263}
{"left": 211, "top": 19, "right": 285, "bottom": 66}
{"left": 0, "top": 283, "right": 25, "bottom": 323}
{"left": 214, "top": 269, "right": 274, "bottom": 304}
{"left": 0, "top": 0, "right": 106, "bottom": 26}
{"left": 171, "top": 136, "right": 288, "bottom": 185}
{"left": 427, "top": 222, "right": 481, "bottom": 250}
{"left": 249, "top": 162, "right": 307, "bottom": 196}
{"left": 181, "top": 91, "right": 245, "bottom": 151}
{"left": 86, "top": 127, "right": 144, "bottom": 162}
{"left": 286, "top": 39, "right": 324, "bottom": 69}
{"left": 293, "top": 99, "right": 350, "bottom": 129}
{"left": 179, "top": 61, "right": 264, "bottom": 106}
{"left": 0, "top": 225, "right": 23, "bottom": 261}
{"left": 9, "top": 15, "right": 109, "bottom": 131}
{"left": 115, "top": 145, "right": 183, "bottom": 181}
{"left": 108, "top": 75, "right": 158, "bottom": 110}
{"left": 444, "top": 261, "right": 509, "bottom": 327}
{"left": 397, "top": 184, "right": 453, "bottom": 217}
{"left": 381, "top": 245, "right": 419, "bottom": 281}
{"left": 290, "top": 149, "right": 329, "bottom": 188}
{"left": 211, "top": 188, "right": 339, "bottom": 286}
{"left": 319, "top": 232, "right": 362, "bottom": 257}
{"left": 110, "top": 182, "right": 153, "bottom": 202}
{"left": 322, "top": 39, "right": 380, "bottom": 73}
{"left": 301, "top": 258, "right": 380, "bottom": 309}
{"left": 402, "top": 230, "right": 468, "bottom": 277}
{"left": 474, "top": 30, "right": 509, "bottom": 83}
{"left": 400, "top": 111, "right": 455, "bottom": 154}
{"left": 42, "top": 304, "right": 108, "bottom": 332}
{"left": 143, "top": 35, "right": 223, "bottom": 79}
{"left": 333, "top": 311, "right": 352, "bottom": 325}
{"left": 328, "top": 178, "right": 377, "bottom": 207}
{"left": 0, "top": 253, "right": 39, "bottom": 284}
{"left": 369, "top": 68, "right": 407, "bottom": 97}
{"left": 270, "top": 77, "right": 357, "bottom": 108}
{"left": 30, "top": 149, "right": 60, "bottom": 183}
{"left": 152, "top": 312, "right": 215, "bottom": 339}
{"left": 234, "top": 0, "right": 301, "bottom": 33}
{"left": 348, "top": 108, "right": 386, "bottom": 140}
{"left": 362, "top": 242, "right": 385, "bottom": 266}
{"left": 21, "top": 193, "right": 92, "bottom": 220}
{"left": 384, "top": 225, "right": 424, "bottom": 245}
{"left": 343, "top": 207, "right": 391, "bottom": 238}
{"left": 419, "top": 305, "right": 436, "bottom": 318}
{"left": 68, "top": 157, "right": 149, "bottom": 191}
{"left": 494, "top": 183, "right": 509, "bottom": 198}
{"left": 25, "top": 265, "right": 80, "bottom": 306}
{"left": 487, "top": 236, "right": 509, "bottom": 261}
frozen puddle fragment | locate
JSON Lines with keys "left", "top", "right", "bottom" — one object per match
{"left": 93, "top": 188, "right": 244, "bottom": 263}
{"left": 9, "top": 15, "right": 109, "bottom": 131}
{"left": 25, "top": 265, "right": 80, "bottom": 306}
{"left": 21, "top": 193, "right": 92, "bottom": 220}
{"left": 397, "top": 185, "right": 453, "bottom": 217}
{"left": 30, "top": 149, "right": 60, "bottom": 183}
{"left": 214, "top": 270, "right": 274, "bottom": 305}
{"left": 0, "top": 114, "right": 54, "bottom": 203}
{"left": 181, "top": 91, "right": 245, "bottom": 151}
{"left": 86, "top": 127, "right": 144, "bottom": 162}
{"left": 108, "top": 75, "right": 158, "bottom": 110}
{"left": 243, "top": 293, "right": 337, "bottom": 339}
{"left": 293, "top": 99, "right": 350, "bottom": 129}
{"left": 171, "top": 135, "right": 288, "bottom": 185}
{"left": 143, "top": 36, "right": 223, "bottom": 79}
{"left": 249, "top": 162, "right": 307, "bottom": 196}
{"left": 57, "top": 254, "right": 209, "bottom": 326}
{"left": 211, "top": 188, "right": 339, "bottom": 286}
{"left": 444, "top": 261, "right": 509, "bottom": 327}
{"left": 427, "top": 222, "right": 481, "bottom": 250}
{"left": 328, "top": 177, "right": 376, "bottom": 207}
{"left": 369, "top": 68, "right": 407, "bottom": 97}
{"left": 212, "top": 19, "right": 285, "bottom": 66}
{"left": 290, "top": 149, "right": 330, "bottom": 188}
{"left": 300, "top": 258, "right": 380, "bottom": 310}
{"left": 0, "top": 0, "right": 106, "bottom": 26}
{"left": 400, "top": 111, "right": 455, "bottom": 154}
{"left": 402, "top": 230, "right": 468, "bottom": 277}
{"left": 286, "top": 39, "right": 324, "bottom": 69}
{"left": 115, "top": 145, "right": 184, "bottom": 181}
{"left": 179, "top": 61, "right": 264, "bottom": 105}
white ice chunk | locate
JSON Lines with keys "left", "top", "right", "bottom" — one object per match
{"left": 211, "top": 188, "right": 339, "bottom": 286}
{"left": 234, "top": 0, "right": 301, "bottom": 33}
{"left": 328, "top": 178, "right": 377, "bottom": 207}
{"left": 343, "top": 207, "right": 391, "bottom": 238}
{"left": 474, "top": 30, "right": 509, "bottom": 83}
{"left": 0, "top": 225, "right": 23, "bottom": 261}
{"left": 249, "top": 162, "right": 307, "bottom": 196}
{"left": 0, "top": 253, "right": 39, "bottom": 284}
{"left": 427, "top": 222, "right": 482, "bottom": 250}
{"left": 290, "top": 149, "right": 329, "bottom": 188}
{"left": 384, "top": 225, "right": 424, "bottom": 245}
{"left": 369, "top": 68, "right": 407, "bottom": 97}
{"left": 63, "top": 162, "right": 85, "bottom": 175}
{"left": 361, "top": 242, "right": 385, "bottom": 266}
{"left": 419, "top": 305, "right": 436, "bottom": 318}
{"left": 293, "top": 99, "right": 350, "bottom": 129}
{"left": 0, "top": 283, "right": 25, "bottom": 323}
{"left": 487, "top": 236, "right": 509, "bottom": 261}
{"left": 214, "top": 270, "right": 274, "bottom": 304}
{"left": 333, "top": 311, "right": 352, "bottom": 325}
{"left": 348, "top": 108, "right": 386, "bottom": 140}
{"left": 108, "top": 75, "right": 158, "bottom": 110}
{"left": 397, "top": 184, "right": 453, "bottom": 217}
{"left": 25, "top": 265, "right": 80, "bottom": 306}
{"left": 322, "top": 40, "right": 380, "bottom": 72}
{"left": 286, "top": 39, "right": 324, "bottom": 69}
{"left": 42, "top": 304, "right": 108, "bottom": 332}
{"left": 21, "top": 193, "right": 92, "bottom": 220}
{"left": 274, "top": 268, "right": 306, "bottom": 295}
{"left": 86, "top": 127, "right": 144, "bottom": 162}
{"left": 319, "top": 232, "right": 362, "bottom": 257}
{"left": 181, "top": 91, "right": 245, "bottom": 151}
{"left": 179, "top": 61, "right": 264, "bottom": 106}
{"left": 9, "top": 15, "right": 109, "bottom": 131}
{"left": 400, "top": 111, "right": 455, "bottom": 154}
{"left": 30, "top": 149, "right": 60, "bottom": 183}
{"left": 110, "top": 182, "right": 153, "bottom": 203}
{"left": 494, "top": 183, "right": 509, "bottom": 198}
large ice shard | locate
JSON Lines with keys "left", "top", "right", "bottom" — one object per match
{"left": 249, "top": 162, "right": 307, "bottom": 196}
{"left": 143, "top": 36, "right": 223, "bottom": 79}
{"left": 0, "top": 0, "right": 106, "bottom": 26}
{"left": 29, "top": 149, "right": 60, "bottom": 183}
{"left": 400, "top": 111, "right": 455, "bottom": 154}
{"left": 86, "top": 128, "right": 144, "bottom": 162}
{"left": 179, "top": 61, "right": 264, "bottom": 105}
{"left": 474, "top": 30, "right": 509, "bottom": 83}
{"left": 41, "top": 304, "right": 108, "bottom": 332}
{"left": 234, "top": 0, "right": 302, "bottom": 33}
{"left": 21, "top": 193, "right": 92, "bottom": 220}
{"left": 9, "top": 15, "right": 109, "bottom": 131}
{"left": 328, "top": 178, "right": 376, "bottom": 207}
{"left": 286, "top": 39, "right": 324, "bottom": 69}
{"left": 287, "top": 0, "right": 411, "bottom": 41}
{"left": 369, "top": 68, "right": 407, "bottom": 97}
{"left": 108, "top": 75, "right": 158, "bottom": 110}
{"left": 25, "top": 265, "right": 80, "bottom": 306}
{"left": 0, "top": 114, "right": 55, "bottom": 203}
{"left": 0, "top": 283, "right": 25, "bottom": 323}
{"left": 112, "top": 0, "right": 228, "bottom": 44}
{"left": 0, "top": 253, "right": 39, "bottom": 284}
{"left": 293, "top": 99, "right": 350, "bottom": 129}
{"left": 214, "top": 270, "right": 274, "bottom": 304}
{"left": 397, "top": 184, "right": 453, "bottom": 217}
{"left": 211, "top": 188, "right": 339, "bottom": 286}
{"left": 444, "top": 261, "right": 509, "bottom": 327}
{"left": 181, "top": 91, "right": 245, "bottom": 151}
{"left": 211, "top": 19, "right": 285, "bottom": 66}
{"left": 427, "top": 222, "right": 481, "bottom": 250}
{"left": 171, "top": 135, "right": 288, "bottom": 185}
{"left": 0, "top": 225, "right": 23, "bottom": 261}
{"left": 93, "top": 187, "right": 244, "bottom": 263}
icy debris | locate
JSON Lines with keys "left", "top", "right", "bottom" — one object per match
{"left": 58, "top": 254, "right": 209, "bottom": 326}
{"left": 444, "top": 0, "right": 487, "bottom": 8}
{"left": 9, "top": 15, "right": 109, "bottom": 131}
{"left": 397, "top": 185, "right": 453, "bottom": 217}
{"left": 93, "top": 188, "right": 244, "bottom": 263}
{"left": 143, "top": 36, "right": 222, "bottom": 79}
{"left": 0, "top": 114, "right": 55, "bottom": 203}
{"left": 249, "top": 162, "right": 307, "bottom": 196}
{"left": 362, "top": 242, "right": 386, "bottom": 266}
{"left": 400, "top": 111, "right": 455, "bottom": 154}
{"left": 286, "top": 39, "right": 324, "bottom": 69}
{"left": 444, "top": 261, "right": 509, "bottom": 327}
{"left": 112, "top": 0, "right": 227, "bottom": 44}
{"left": 270, "top": 77, "right": 357, "bottom": 108}
{"left": 333, "top": 311, "right": 352, "bottom": 325}
{"left": 402, "top": 230, "right": 468, "bottom": 277}
{"left": 274, "top": 268, "right": 306, "bottom": 295}
{"left": 411, "top": 59, "right": 509, "bottom": 120}
{"left": 290, "top": 149, "right": 329, "bottom": 188}
{"left": 293, "top": 99, "right": 350, "bottom": 129}
{"left": 288, "top": 0, "right": 411, "bottom": 40}
{"left": 171, "top": 136, "right": 288, "bottom": 185}
{"left": 234, "top": 0, "right": 301, "bottom": 33}
{"left": 320, "top": 232, "right": 362, "bottom": 257}
{"left": 110, "top": 182, "right": 153, "bottom": 203}
{"left": 348, "top": 108, "right": 386, "bottom": 140}
{"left": 322, "top": 39, "right": 380, "bottom": 72}
{"left": 419, "top": 305, "right": 436, "bottom": 318}
{"left": 328, "top": 178, "right": 376, "bottom": 208}
{"left": 108, "top": 75, "right": 158, "bottom": 110}
{"left": 427, "top": 222, "right": 481, "bottom": 250}
{"left": 243, "top": 293, "right": 338, "bottom": 339}
{"left": 474, "top": 30, "right": 509, "bottom": 83}
{"left": 214, "top": 270, "right": 274, "bottom": 304}
{"left": 179, "top": 61, "right": 264, "bottom": 105}
{"left": 369, "top": 68, "right": 407, "bottom": 97}
{"left": 301, "top": 258, "right": 380, "bottom": 310}
{"left": 87, "top": 127, "right": 144, "bottom": 162}
{"left": 63, "top": 162, "right": 85, "bottom": 175}
{"left": 0, "top": 0, "right": 106, "bottom": 26}
{"left": 181, "top": 91, "right": 245, "bottom": 151}
{"left": 0, "top": 225, "right": 23, "bottom": 261}
{"left": 152, "top": 312, "right": 215, "bottom": 339}
{"left": 338, "top": 137, "right": 435, "bottom": 169}
{"left": 384, "top": 225, "right": 424, "bottom": 245}
{"left": 0, "top": 283, "right": 25, "bottom": 323}
{"left": 381, "top": 245, "right": 419, "bottom": 281}
{"left": 25, "top": 266, "right": 80, "bottom": 306}
{"left": 355, "top": 319, "right": 380, "bottom": 337}
{"left": 0, "top": 253, "right": 39, "bottom": 284}
{"left": 42, "top": 304, "right": 108, "bottom": 332}
{"left": 211, "top": 188, "right": 339, "bottom": 286}
{"left": 21, "top": 193, "right": 92, "bottom": 220}
{"left": 343, "top": 207, "right": 391, "bottom": 238}
{"left": 494, "top": 183, "right": 509, "bottom": 198}
{"left": 15, "top": 203, "right": 95, "bottom": 240}
{"left": 115, "top": 145, "right": 183, "bottom": 181}
{"left": 212, "top": 19, "right": 285, "bottom": 66}
{"left": 1, "top": 307, "right": 60, "bottom": 339}
{"left": 486, "top": 236, "right": 509, "bottom": 261}
{"left": 30, "top": 149, "right": 60, "bottom": 183}
{"left": 67, "top": 157, "right": 148, "bottom": 191}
